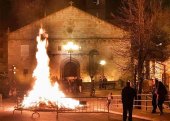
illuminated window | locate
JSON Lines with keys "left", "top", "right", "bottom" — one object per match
{"left": 93, "top": 0, "right": 100, "bottom": 5}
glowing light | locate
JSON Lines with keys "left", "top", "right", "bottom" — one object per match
{"left": 100, "top": 60, "right": 106, "bottom": 66}
{"left": 63, "top": 42, "right": 80, "bottom": 52}
{"left": 21, "top": 28, "right": 79, "bottom": 109}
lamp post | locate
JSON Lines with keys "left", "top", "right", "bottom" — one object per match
{"left": 63, "top": 41, "right": 80, "bottom": 76}
{"left": 99, "top": 60, "right": 106, "bottom": 76}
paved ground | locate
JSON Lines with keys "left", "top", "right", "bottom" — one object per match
{"left": 110, "top": 108, "right": 170, "bottom": 121}
{"left": 1, "top": 108, "right": 170, "bottom": 121}
{"left": 0, "top": 89, "right": 170, "bottom": 121}
{"left": 0, "top": 110, "right": 150, "bottom": 121}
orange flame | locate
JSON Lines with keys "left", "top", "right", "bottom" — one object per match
{"left": 21, "top": 28, "right": 79, "bottom": 109}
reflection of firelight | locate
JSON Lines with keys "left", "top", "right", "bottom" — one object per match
{"left": 21, "top": 28, "right": 79, "bottom": 109}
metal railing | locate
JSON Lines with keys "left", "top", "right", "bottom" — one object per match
{"left": 12, "top": 94, "right": 170, "bottom": 119}
{"left": 109, "top": 94, "right": 170, "bottom": 111}
{"left": 13, "top": 96, "right": 109, "bottom": 119}
{"left": 60, "top": 97, "right": 109, "bottom": 113}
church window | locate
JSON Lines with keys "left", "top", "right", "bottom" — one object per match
{"left": 89, "top": 49, "right": 99, "bottom": 76}
{"left": 93, "top": 0, "right": 100, "bottom": 5}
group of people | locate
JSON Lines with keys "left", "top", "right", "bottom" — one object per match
{"left": 62, "top": 76, "right": 83, "bottom": 94}
{"left": 99, "top": 76, "right": 108, "bottom": 89}
{"left": 107, "top": 78, "right": 168, "bottom": 121}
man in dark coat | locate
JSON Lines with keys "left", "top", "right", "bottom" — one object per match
{"left": 152, "top": 79, "right": 159, "bottom": 113}
{"left": 122, "top": 82, "right": 136, "bottom": 121}
{"left": 157, "top": 81, "right": 167, "bottom": 115}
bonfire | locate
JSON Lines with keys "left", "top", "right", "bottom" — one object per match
{"left": 21, "top": 28, "right": 79, "bottom": 110}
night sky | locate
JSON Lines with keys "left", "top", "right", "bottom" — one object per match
{"left": 0, "top": 0, "right": 169, "bottom": 35}
{"left": 0, "top": 0, "right": 11, "bottom": 33}
{"left": 0, "top": 0, "right": 121, "bottom": 33}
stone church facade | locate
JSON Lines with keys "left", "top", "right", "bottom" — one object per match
{"left": 7, "top": 6, "right": 131, "bottom": 84}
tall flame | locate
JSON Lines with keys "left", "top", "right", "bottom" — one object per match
{"left": 21, "top": 28, "right": 79, "bottom": 109}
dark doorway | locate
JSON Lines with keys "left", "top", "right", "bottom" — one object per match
{"left": 63, "top": 61, "right": 79, "bottom": 78}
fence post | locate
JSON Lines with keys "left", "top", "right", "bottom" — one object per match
{"left": 145, "top": 95, "right": 147, "bottom": 111}
{"left": 116, "top": 96, "right": 119, "bottom": 107}
{"left": 169, "top": 94, "right": 170, "bottom": 109}
{"left": 107, "top": 107, "right": 110, "bottom": 121}
{"left": 56, "top": 101, "right": 58, "bottom": 121}
{"left": 0, "top": 94, "right": 2, "bottom": 109}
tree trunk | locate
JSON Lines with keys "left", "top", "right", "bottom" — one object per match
{"left": 137, "top": 47, "right": 145, "bottom": 109}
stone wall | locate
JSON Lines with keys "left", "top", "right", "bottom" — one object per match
{"left": 8, "top": 6, "right": 131, "bottom": 84}
{"left": 0, "top": 35, "right": 8, "bottom": 73}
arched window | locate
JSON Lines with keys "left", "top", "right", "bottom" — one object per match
{"left": 89, "top": 49, "right": 99, "bottom": 76}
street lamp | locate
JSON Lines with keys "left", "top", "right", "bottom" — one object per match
{"left": 99, "top": 60, "right": 106, "bottom": 76}
{"left": 63, "top": 41, "right": 80, "bottom": 76}
{"left": 63, "top": 41, "right": 80, "bottom": 62}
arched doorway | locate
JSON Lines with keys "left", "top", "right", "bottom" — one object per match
{"left": 61, "top": 59, "right": 80, "bottom": 79}
{"left": 64, "top": 62, "right": 78, "bottom": 77}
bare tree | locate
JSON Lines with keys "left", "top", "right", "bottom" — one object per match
{"left": 111, "top": 0, "right": 170, "bottom": 108}
{"left": 112, "top": 0, "right": 169, "bottom": 109}
{"left": 113, "top": 0, "right": 169, "bottom": 85}
{"left": 110, "top": 39, "right": 132, "bottom": 80}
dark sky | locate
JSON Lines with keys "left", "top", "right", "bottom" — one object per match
{"left": 0, "top": 0, "right": 169, "bottom": 35}
{"left": 0, "top": 0, "right": 121, "bottom": 33}
{"left": 0, "top": 0, "right": 11, "bottom": 32}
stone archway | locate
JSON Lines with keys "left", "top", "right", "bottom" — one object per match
{"left": 60, "top": 59, "right": 80, "bottom": 80}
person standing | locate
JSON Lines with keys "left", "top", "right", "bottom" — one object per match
{"left": 73, "top": 76, "right": 79, "bottom": 94}
{"left": 103, "top": 76, "right": 108, "bottom": 89}
{"left": 90, "top": 77, "right": 95, "bottom": 97}
{"left": 152, "top": 79, "right": 159, "bottom": 113}
{"left": 107, "top": 92, "right": 113, "bottom": 110}
{"left": 78, "top": 77, "right": 83, "bottom": 93}
{"left": 157, "top": 81, "right": 168, "bottom": 115}
{"left": 122, "top": 81, "right": 136, "bottom": 121}
{"left": 99, "top": 76, "right": 103, "bottom": 89}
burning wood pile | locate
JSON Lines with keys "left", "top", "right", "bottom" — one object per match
{"left": 13, "top": 28, "right": 80, "bottom": 113}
